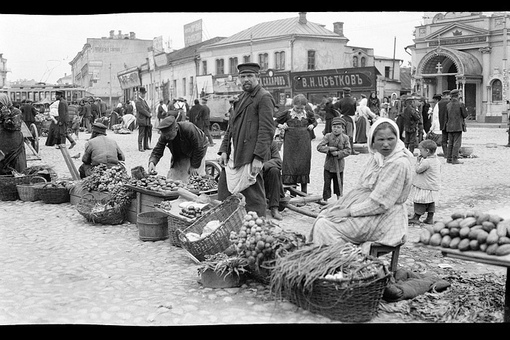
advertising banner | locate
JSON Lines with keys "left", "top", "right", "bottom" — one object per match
{"left": 184, "top": 19, "right": 203, "bottom": 47}
{"left": 117, "top": 69, "right": 141, "bottom": 90}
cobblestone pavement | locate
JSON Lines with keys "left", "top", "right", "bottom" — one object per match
{"left": 1, "top": 123, "right": 509, "bottom": 325}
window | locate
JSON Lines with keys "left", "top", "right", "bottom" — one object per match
{"left": 492, "top": 79, "right": 502, "bottom": 102}
{"left": 361, "top": 57, "right": 366, "bottom": 67}
{"left": 202, "top": 60, "right": 207, "bottom": 75}
{"left": 243, "top": 55, "right": 250, "bottom": 63}
{"left": 173, "top": 80, "right": 177, "bottom": 97}
{"left": 385, "top": 66, "right": 391, "bottom": 78}
{"left": 275, "top": 51, "right": 285, "bottom": 70}
{"left": 189, "top": 76, "right": 194, "bottom": 97}
{"left": 216, "top": 59, "right": 225, "bottom": 75}
{"left": 229, "top": 57, "right": 238, "bottom": 74}
{"left": 258, "top": 53, "right": 268, "bottom": 71}
{"left": 307, "top": 50, "right": 316, "bottom": 70}
{"left": 353, "top": 56, "right": 358, "bottom": 67}
{"left": 182, "top": 78, "right": 186, "bottom": 97}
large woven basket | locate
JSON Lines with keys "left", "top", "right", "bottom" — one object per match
{"left": 36, "top": 182, "right": 70, "bottom": 204}
{"left": 284, "top": 262, "right": 391, "bottom": 323}
{"left": 76, "top": 193, "right": 128, "bottom": 225}
{"left": 178, "top": 195, "right": 246, "bottom": 262}
{"left": 16, "top": 176, "right": 47, "bottom": 202}
{"left": 0, "top": 174, "right": 37, "bottom": 201}
{"left": 168, "top": 213, "right": 193, "bottom": 247}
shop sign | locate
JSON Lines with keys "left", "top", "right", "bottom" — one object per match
{"left": 260, "top": 70, "right": 290, "bottom": 88}
{"left": 117, "top": 69, "right": 141, "bottom": 90}
{"left": 429, "top": 36, "right": 486, "bottom": 46}
{"left": 293, "top": 67, "right": 376, "bottom": 91}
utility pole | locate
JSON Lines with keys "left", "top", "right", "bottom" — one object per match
{"left": 109, "top": 63, "right": 112, "bottom": 108}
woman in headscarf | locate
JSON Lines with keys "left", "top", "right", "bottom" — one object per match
{"left": 354, "top": 96, "right": 377, "bottom": 144}
{"left": 275, "top": 94, "right": 318, "bottom": 194}
{"left": 309, "top": 118, "right": 414, "bottom": 254}
{"left": 0, "top": 93, "right": 27, "bottom": 175}
{"left": 368, "top": 91, "right": 381, "bottom": 116}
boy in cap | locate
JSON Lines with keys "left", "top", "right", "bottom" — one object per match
{"left": 217, "top": 62, "right": 276, "bottom": 217}
{"left": 334, "top": 87, "right": 358, "bottom": 155}
{"left": 148, "top": 116, "right": 208, "bottom": 182}
{"left": 317, "top": 116, "right": 351, "bottom": 204}
{"left": 79, "top": 122, "right": 125, "bottom": 178}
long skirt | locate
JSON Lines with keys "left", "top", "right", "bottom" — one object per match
{"left": 281, "top": 126, "right": 311, "bottom": 185}
{"left": 355, "top": 116, "right": 368, "bottom": 143}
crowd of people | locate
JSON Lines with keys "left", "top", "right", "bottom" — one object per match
{"left": 0, "top": 61, "right": 480, "bottom": 256}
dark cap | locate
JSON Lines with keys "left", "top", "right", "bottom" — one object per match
{"left": 332, "top": 117, "right": 346, "bottom": 127}
{"left": 343, "top": 87, "right": 351, "bottom": 93}
{"left": 432, "top": 94, "right": 442, "bottom": 100}
{"left": 450, "top": 89, "right": 460, "bottom": 96}
{"left": 157, "top": 116, "right": 176, "bottom": 130}
{"left": 55, "top": 90, "right": 64, "bottom": 95}
{"left": 139, "top": 87, "right": 147, "bottom": 94}
{"left": 92, "top": 122, "right": 107, "bottom": 135}
{"left": 442, "top": 89, "right": 451, "bottom": 95}
{"left": 237, "top": 62, "right": 261, "bottom": 74}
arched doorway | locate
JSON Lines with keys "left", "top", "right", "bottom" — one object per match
{"left": 415, "top": 46, "right": 483, "bottom": 119}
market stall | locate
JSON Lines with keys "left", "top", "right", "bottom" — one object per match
{"left": 417, "top": 210, "right": 510, "bottom": 322}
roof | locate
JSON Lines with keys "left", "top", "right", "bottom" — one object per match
{"left": 166, "top": 36, "right": 225, "bottom": 62}
{"left": 207, "top": 16, "right": 344, "bottom": 47}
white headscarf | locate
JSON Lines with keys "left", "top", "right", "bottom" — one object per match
{"left": 361, "top": 118, "right": 414, "bottom": 188}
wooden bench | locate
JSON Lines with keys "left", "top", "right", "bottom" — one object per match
{"left": 369, "top": 243, "right": 403, "bottom": 272}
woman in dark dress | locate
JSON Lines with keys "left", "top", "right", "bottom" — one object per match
{"left": 275, "top": 94, "right": 317, "bottom": 194}
{"left": 0, "top": 94, "right": 26, "bottom": 175}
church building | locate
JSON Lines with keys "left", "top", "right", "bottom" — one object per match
{"left": 409, "top": 11, "right": 510, "bottom": 123}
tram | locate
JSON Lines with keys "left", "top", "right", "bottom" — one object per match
{"left": 0, "top": 83, "right": 94, "bottom": 106}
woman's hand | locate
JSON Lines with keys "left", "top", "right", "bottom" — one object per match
{"left": 148, "top": 161, "right": 156, "bottom": 173}
{"left": 307, "top": 124, "right": 314, "bottom": 130}
{"left": 278, "top": 123, "right": 288, "bottom": 130}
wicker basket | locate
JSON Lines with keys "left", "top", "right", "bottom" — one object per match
{"left": 284, "top": 262, "right": 391, "bottom": 323}
{"left": 16, "top": 176, "right": 47, "bottom": 202}
{"left": 168, "top": 214, "right": 193, "bottom": 247}
{"left": 76, "top": 193, "right": 128, "bottom": 225}
{"left": 0, "top": 174, "right": 36, "bottom": 201}
{"left": 178, "top": 195, "right": 246, "bottom": 262}
{"left": 37, "top": 182, "right": 70, "bottom": 204}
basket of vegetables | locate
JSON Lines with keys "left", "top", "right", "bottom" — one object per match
{"left": 178, "top": 194, "right": 246, "bottom": 262}
{"left": 228, "top": 212, "right": 306, "bottom": 284}
{"left": 269, "top": 242, "right": 390, "bottom": 323}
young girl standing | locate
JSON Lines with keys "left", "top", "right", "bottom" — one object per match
{"left": 317, "top": 116, "right": 351, "bottom": 204}
{"left": 408, "top": 139, "right": 441, "bottom": 224}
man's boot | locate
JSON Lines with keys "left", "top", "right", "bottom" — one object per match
{"left": 139, "top": 144, "right": 145, "bottom": 152}
{"left": 423, "top": 212, "right": 434, "bottom": 224}
{"left": 67, "top": 135, "right": 76, "bottom": 149}
{"left": 271, "top": 207, "right": 283, "bottom": 220}
{"left": 451, "top": 157, "right": 463, "bottom": 165}
{"left": 408, "top": 213, "right": 422, "bottom": 224}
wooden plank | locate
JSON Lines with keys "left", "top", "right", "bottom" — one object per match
{"left": 59, "top": 144, "right": 80, "bottom": 180}
{"left": 286, "top": 204, "right": 319, "bottom": 218}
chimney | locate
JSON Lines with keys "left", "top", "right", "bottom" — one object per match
{"left": 118, "top": 30, "right": 122, "bottom": 38}
{"left": 333, "top": 22, "right": 344, "bottom": 37}
{"left": 298, "top": 12, "right": 307, "bottom": 25}
{"left": 109, "top": 30, "right": 114, "bottom": 38}
{"left": 130, "top": 32, "right": 136, "bottom": 39}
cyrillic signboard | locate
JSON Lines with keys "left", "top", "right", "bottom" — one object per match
{"left": 292, "top": 67, "right": 378, "bottom": 92}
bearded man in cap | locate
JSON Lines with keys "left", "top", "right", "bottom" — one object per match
{"left": 445, "top": 89, "right": 468, "bottom": 164}
{"left": 135, "top": 87, "right": 152, "bottom": 152}
{"left": 148, "top": 116, "right": 208, "bottom": 182}
{"left": 217, "top": 62, "right": 276, "bottom": 217}
{"left": 79, "top": 122, "right": 125, "bottom": 178}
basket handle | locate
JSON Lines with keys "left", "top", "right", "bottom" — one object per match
{"left": 79, "top": 192, "right": 96, "bottom": 205}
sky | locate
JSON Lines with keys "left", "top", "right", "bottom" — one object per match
{"left": 0, "top": 11, "right": 427, "bottom": 84}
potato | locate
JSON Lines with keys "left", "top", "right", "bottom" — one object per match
{"left": 469, "top": 239, "right": 479, "bottom": 251}
{"left": 468, "top": 228, "right": 482, "bottom": 240}
{"left": 451, "top": 212, "right": 465, "bottom": 220}
{"left": 458, "top": 238, "right": 471, "bottom": 251}
{"left": 449, "top": 227, "right": 460, "bottom": 238}
{"left": 440, "top": 228, "right": 450, "bottom": 236}
{"left": 429, "top": 233, "right": 442, "bottom": 247}
{"left": 441, "top": 235, "right": 452, "bottom": 248}
{"left": 476, "top": 230, "right": 489, "bottom": 244}
{"left": 481, "top": 221, "right": 496, "bottom": 233}
{"left": 497, "top": 224, "right": 508, "bottom": 238}
{"left": 447, "top": 219, "right": 463, "bottom": 229}
{"left": 449, "top": 237, "right": 461, "bottom": 249}
{"left": 465, "top": 210, "right": 476, "bottom": 217}
{"left": 433, "top": 222, "right": 446, "bottom": 233}
{"left": 498, "top": 236, "right": 510, "bottom": 245}
{"left": 476, "top": 213, "right": 491, "bottom": 225}
{"left": 486, "top": 229, "right": 500, "bottom": 245}
{"left": 486, "top": 243, "right": 499, "bottom": 255}
{"left": 459, "top": 226, "right": 471, "bottom": 239}
{"left": 489, "top": 214, "right": 503, "bottom": 225}
{"left": 459, "top": 217, "right": 477, "bottom": 229}
{"left": 419, "top": 229, "right": 432, "bottom": 245}
{"left": 479, "top": 243, "right": 488, "bottom": 252}
{"left": 495, "top": 244, "right": 510, "bottom": 256}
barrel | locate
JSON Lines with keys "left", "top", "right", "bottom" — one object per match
{"left": 137, "top": 211, "right": 169, "bottom": 241}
